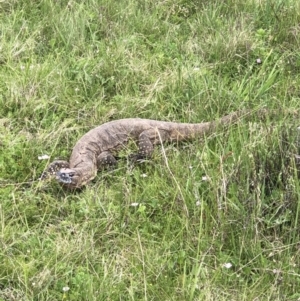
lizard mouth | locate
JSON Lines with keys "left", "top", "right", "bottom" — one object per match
{"left": 56, "top": 168, "right": 76, "bottom": 185}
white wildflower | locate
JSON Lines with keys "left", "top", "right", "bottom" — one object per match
{"left": 130, "top": 203, "right": 139, "bottom": 207}
{"left": 62, "top": 286, "right": 70, "bottom": 292}
{"left": 196, "top": 200, "right": 201, "bottom": 206}
{"left": 38, "top": 154, "right": 50, "bottom": 160}
{"left": 223, "top": 262, "right": 232, "bottom": 269}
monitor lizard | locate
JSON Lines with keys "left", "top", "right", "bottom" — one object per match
{"left": 39, "top": 111, "right": 255, "bottom": 188}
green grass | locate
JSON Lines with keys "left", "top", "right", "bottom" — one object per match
{"left": 1, "top": 0, "right": 300, "bottom": 300}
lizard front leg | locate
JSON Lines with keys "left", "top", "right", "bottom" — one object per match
{"left": 40, "top": 160, "right": 70, "bottom": 180}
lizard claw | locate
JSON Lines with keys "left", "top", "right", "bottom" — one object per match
{"left": 128, "top": 153, "right": 146, "bottom": 163}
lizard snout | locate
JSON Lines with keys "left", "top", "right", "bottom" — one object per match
{"left": 56, "top": 168, "right": 76, "bottom": 184}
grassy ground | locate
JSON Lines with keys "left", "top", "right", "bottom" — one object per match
{"left": 1, "top": 0, "right": 300, "bottom": 300}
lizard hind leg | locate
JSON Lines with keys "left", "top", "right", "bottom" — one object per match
{"left": 130, "top": 129, "right": 167, "bottom": 162}
{"left": 40, "top": 160, "right": 70, "bottom": 180}
{"left": 97, "top": 151, "right": 117, "bottom": 169}
{"left": 137, "top": 132, "right": 154, "bottom": 160}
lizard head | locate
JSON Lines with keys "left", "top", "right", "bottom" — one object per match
{"left": 56, "top": 167, "right": 96, "bottom": 189}
{"left": 56, "top": 168, "right": 81, "bottom": 188}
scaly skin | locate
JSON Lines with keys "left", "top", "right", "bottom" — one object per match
{"left": 41, "top": 111, "right": 242, "bottom": 188}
